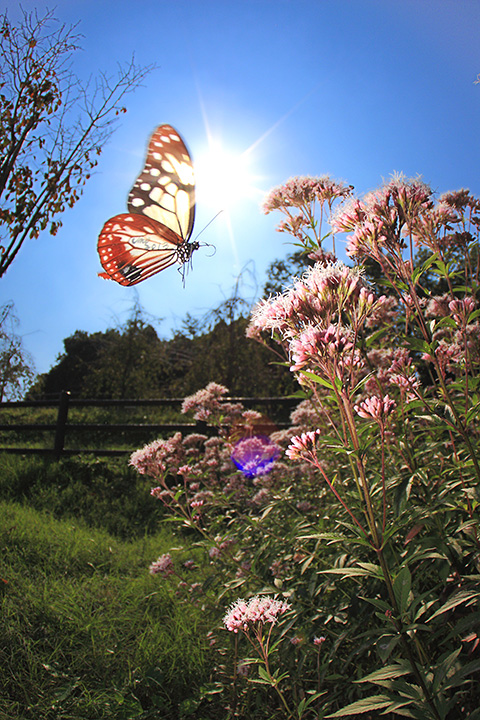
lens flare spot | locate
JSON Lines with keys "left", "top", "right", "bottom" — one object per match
{"left": 231, "top": 435, "right": 281, "bottom": 478}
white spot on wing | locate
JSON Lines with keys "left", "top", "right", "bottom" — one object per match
{"left": 164, "top": 153, "right": 194, "bottom": 185}
{"left": 149, "top": 187, "right": 163, "bottom": 203}
{"left": 176, "top": 189, "right": 190, "bottom": 235}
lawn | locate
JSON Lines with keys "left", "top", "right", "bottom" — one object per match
{"left": 0, "top": 498, "right": 218, "bottom": 719}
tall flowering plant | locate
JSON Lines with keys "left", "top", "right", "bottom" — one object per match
{"left": 128, "top": 176, "right": 480, "bottom": 719}
{"left": 246, "top": 174, "right": 480, "bottom": 719}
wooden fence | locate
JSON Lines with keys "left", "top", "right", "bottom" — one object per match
{"left": 0, "top": 391, "right": 298, "bottom": 457}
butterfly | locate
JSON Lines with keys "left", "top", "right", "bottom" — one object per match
{"left": 97, "top": 124, "right": 198, "bottom": 286}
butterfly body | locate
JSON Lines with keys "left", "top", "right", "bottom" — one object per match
{"left": 98, "top": 124, "right": 196, "bottom": 286}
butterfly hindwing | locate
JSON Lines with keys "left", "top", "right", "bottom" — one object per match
{"left": 127, "top": 124, "right": 195, "bottom": 241}
{"left": 97, "top": 124, "right": 196, "bottom": 286}
{"left": 98, "top": 213, "right": 183, "bottom": 286}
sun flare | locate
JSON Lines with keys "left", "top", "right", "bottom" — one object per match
{"left": 195, "top": 142, "right": 261, "bottom": 211}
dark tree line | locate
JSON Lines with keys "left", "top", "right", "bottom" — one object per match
{"left": 28, "top": 311, "right": 296, "bottom": 400}
{"left": 16, "top": 234, "right": 469, "bottom": 402}
{"left": 27, "top": 258, "right": 312, "bottom": 400}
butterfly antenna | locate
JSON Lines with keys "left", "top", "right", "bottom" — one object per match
{"left": 195, "top": 209, "right": 223, "bottom": 242}
{"left": 193, "top": 209, "right": 223, "bottom": 258}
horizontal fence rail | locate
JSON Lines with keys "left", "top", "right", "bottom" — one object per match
{"left": 0, "top": 391, "right": 299, "bottom": 458}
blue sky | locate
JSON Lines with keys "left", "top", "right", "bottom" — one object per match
{"left": 2, "top": 0, "right": 480, "bottom": 376}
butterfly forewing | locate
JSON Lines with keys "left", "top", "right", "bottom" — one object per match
{"left": 127, "top": 124, "right": 195, "bottom": 241}
{"left": 98, "top": 214, "right": 182, "bottom": 286}
{"left": 98, "top": 123, "right": 198, "bottom": 286}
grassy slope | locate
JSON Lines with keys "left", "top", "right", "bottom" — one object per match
{"left": 0, "top": 501, "right": 215, "bottom": 720}
{"left": 0, "top": 453, "right": 162, "bottom": 539}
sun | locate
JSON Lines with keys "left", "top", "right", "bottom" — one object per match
{"left": 195, "top": 140, "right": 262, "bottom": 211}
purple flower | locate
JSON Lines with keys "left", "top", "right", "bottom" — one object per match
{"left": 231, "top": 435, "right": 281, "bottom": 478}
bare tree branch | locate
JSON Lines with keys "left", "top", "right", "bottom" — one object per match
{"left": 0, "top": 7, "right": 156, "bottom": 277}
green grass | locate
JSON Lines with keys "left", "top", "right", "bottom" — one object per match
{"left": 0, "top": 501, "right": 218, "bottom": 720}
{"left": 0, "top": 453, "right": 164, "bottom": 539}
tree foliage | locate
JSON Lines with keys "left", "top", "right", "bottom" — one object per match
{"left": 29, "top": 301, "right": 296, "bottom": 400}
{"left": 0, "top": 7, "right": 153, "bottom": 277}
{"left": 0, "top": 301, "right": 35, "bottom": 400}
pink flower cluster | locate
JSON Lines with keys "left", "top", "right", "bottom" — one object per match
{"left": 224, "top": 595, "right": 291, "bottom": 633}
{"left": 209, "top": 535, "right": 235, "bottom": 560}
{"left": 354, "top": 394, "right": 397, "bottom": 422}
{"left": 260, "top": 174, "right": 354, "bottom": 250}
{"left": 247, "top": 262, "right": 385, "bottom": 383}
{"left": 129, "top": 432, "right": 184, "bottom": 477}
{"left": 181, "top": 382, "right": 242, "bottom": 423}
{"left": 364, "top": 348, "right": 420, "bottom": 400}
{"left": 262, "top": 175, "right": 352, "bottom": 212}
{"left": 331, "top": 175, "right": 433, "bottom": 265}
{"left": 149, "top": 553, "right": 174, "bottom": 577}
{"left": 289, "top": 324, "right": 359, "bottom": 376}
{"left": 411, "top": 188, "right": 480, "bottom": 250}
{"left": 285, "top": 430, "right": 320, "bottom": 461}
{"left": 449, "top": 297, "right": 475, "bottom": 326}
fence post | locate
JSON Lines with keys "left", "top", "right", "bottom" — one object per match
{"left": 54, "top": 390, "right": 70, "bottom": 458}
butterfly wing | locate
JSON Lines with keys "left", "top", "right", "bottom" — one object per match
{"left": 98, "top": 124, "right": 196, "bottom": 286}
{"left": 127, "top": 124, "right": 195, "bottom": 242}
{"left": 97, "top": 213, "right": 184, "bottom": 286}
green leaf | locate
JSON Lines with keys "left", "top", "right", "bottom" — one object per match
{"left": 466, "top": 402, "right": 480, "bottom": 424}
{"left": 325, "top": 694, "right": 392, "bottom": 717}
{"left": 319, "top": 564, "right": 382, "bottom": 579}
{"left": 297, "top": 691, "right": 326, "bottom": 716}
{"left": 376, "top": 679, "right": 423, "bottom": 699}
{"left": 355, "top": 662, "right": 411, "bottom": 684}
{"left": 359, "top": 595, "right": 391, "bottom": 613}
{"left": 433, "top": 648, "right": 461, "bottom": 691}
{"left": 249, "top": 677, "right": 271, "bottom": 685}
{"left": 297, "top": 532, "right": 347, "bottom": 543}
{"left": 299, "top": 370, "right": 335, "bottom": 390}
{"left": 393, "top": 566, "right": 412, "bottom": 614}
{"left": 468, "top": 308, "right": 480, "bottom": 322}
{"left": 427, "top": 589, "right": 480, "bottom": 622}
{"left": 412, "top": 252, "right": 439, "bottom": 283}
{"left": 384, "top": 705, "right": 416, "bottom": 717}
{"left": 406, "top": 336, "right": 434, "bottom": 354}
{"left": 257, "top": 665, "right": 272, "bottom": 684}
{"left": 286, "top": 389, "right": 309, "bottom": 399}
{"left": 376, "top": 634, "right": 401, "bottom": 663}
{"left": 357, "top": 562, "right": 384, "bottom": 578}
{"left": 179, "top": 696, "right": 203, "bottom": 716}
{"left": 365, "top": 327, "right": 387, "bottom": 348}
{"left": 462, "top": 709, "right": 480, "bottom": 720}
{"left": 442, "top": 657, "right": 480, "bottom": 690}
